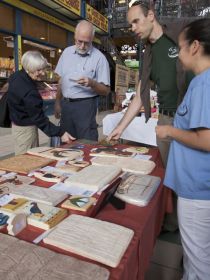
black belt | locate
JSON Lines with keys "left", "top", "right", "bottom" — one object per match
{"left": 159, "top": 109, "right": 175, "bottom": 117}
{"left": 64, "top": 96, "right": 97, "bottom": 102}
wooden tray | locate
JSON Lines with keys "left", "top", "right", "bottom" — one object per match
{"left": 0, "top": 154, "right": 53, "bottom": 174}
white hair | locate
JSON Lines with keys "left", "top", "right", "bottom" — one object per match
{"left": 75, "top": 20, "right": 95, "bottom": 37}
{"left": 21, "top": 50, "right": 48, "bottom": 73}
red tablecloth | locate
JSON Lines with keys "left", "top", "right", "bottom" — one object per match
{"left": 1, "top": 143, "right": 173, "bottom": 280}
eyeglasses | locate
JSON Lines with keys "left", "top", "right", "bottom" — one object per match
{"left": 75, "top": 39, "right": 92, "bottom": 47}
{"left": 129, "top": 0, "right": 150, "bottom": 9}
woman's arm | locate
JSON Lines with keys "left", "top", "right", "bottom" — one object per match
{"left": 156, "top": 125, "right": 210, "bottom": 152}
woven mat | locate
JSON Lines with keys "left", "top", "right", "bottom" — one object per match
{"left": 0, "top": 154, "right": 53, "bottom": 174}
{"left": 0, "top": 233, "right": 110, "bottom": 280}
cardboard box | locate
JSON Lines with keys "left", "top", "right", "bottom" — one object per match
{"left": 129, "top": 69, "right": 137, "bottom": 85}
{"left": 115, "top": 86, "right": 127, "bottom": 96}
{"left": 116, "top": 94, "right": 125, "bottom": 105}
{"left": 115, "top": 64, "right": 129, "bottom": 89}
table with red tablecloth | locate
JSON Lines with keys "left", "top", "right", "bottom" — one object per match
{"left": 0, "top": 143, "right": 173, "bottom": 280}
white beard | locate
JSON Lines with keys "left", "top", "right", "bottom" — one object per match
{"left": 76, "top": 48, "right": 89, "bottom": 55}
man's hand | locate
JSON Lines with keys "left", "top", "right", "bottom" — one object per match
{"left": 61, "top": 132, "right": 76, "bottom": 143}
{"left": 107, "top": 126, "right": 123, "bottom": 141}
{"left": 54, "top": 99, "right": 61, "bottom": 119}
{"left": 155, "top": 125, "right": 172, "bottom": 139}
{"left": 77, "top": 77, "right": 94, "bottom": 87}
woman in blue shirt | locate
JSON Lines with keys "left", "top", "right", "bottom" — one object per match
{"left": 156, "top": 19, "right": 210, "bottom": 280}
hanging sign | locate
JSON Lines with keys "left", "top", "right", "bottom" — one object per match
{"left": 86, "top": 4, "right": 108, "bottom": 33}
{"left": 53, "top": 0, "right": 81, "bottom": 16}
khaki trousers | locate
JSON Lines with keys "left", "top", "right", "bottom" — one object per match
{"left": 12, "top": 124, "right": 39, "bottom": 155}
{"left": 157, "top": 113, "right": 178, "bottom": 231}
{"left": 156, "top": 113, "right": 174, "bottom": 168}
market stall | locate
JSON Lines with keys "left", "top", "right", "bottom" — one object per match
{"left": 0, "top": 142, "right": 172, "bottom": 280}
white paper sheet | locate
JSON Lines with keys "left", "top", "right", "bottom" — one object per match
{"left": 50, "top": 182, "right": 95, "bottom": 197}
{"left": 103, "top": 112, "right": 157, "bottom": 146}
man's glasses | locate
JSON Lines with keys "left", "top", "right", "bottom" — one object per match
{"left": 75, "top": 39, "right": 92, "bottom": 47}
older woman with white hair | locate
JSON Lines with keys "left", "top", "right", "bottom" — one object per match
{"left": 7, "top": 50, "right": 75, "bottom": 155}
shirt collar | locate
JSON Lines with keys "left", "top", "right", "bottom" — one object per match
{"left": 73, "top": 45, "right": 93, "bottom": 56}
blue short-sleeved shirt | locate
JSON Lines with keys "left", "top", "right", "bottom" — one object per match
{"left": 55, "top": 45, "right": 110, "bottom": 99}
{"left": 164, "top": 68, "right": 210, "bottom": 200}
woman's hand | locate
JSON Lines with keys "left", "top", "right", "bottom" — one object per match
{"left": 155, "top": 125, "right": 172, "bottom": 139}
{"left": 61, "top": 132, "right": 76, "bottom": 143}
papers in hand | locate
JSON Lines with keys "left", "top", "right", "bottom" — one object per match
{"left": 69, "top": 78, "right": 78, "bottom": 82}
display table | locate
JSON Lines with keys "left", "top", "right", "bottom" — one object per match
{"left": 103, "top": 112, "right": 158, "bottom": 146}
{"left": 0, "top": 143, "right": 172, "bottom": 280}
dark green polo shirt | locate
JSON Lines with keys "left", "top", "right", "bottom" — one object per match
{"left": 150, "top": 34, "right": 179, "bottom": 112}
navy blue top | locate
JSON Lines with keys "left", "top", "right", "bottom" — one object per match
{"left": 7, "top": 69, "right": 64, "bottom": 137}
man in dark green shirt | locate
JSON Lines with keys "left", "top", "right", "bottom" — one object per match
{"left": 108, "top": 0, "right": 192, "bottom": 232}
{"left": 109, "top": 1, "right": 192, "bottom": 167}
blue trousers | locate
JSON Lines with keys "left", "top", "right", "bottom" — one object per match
{"left": 60, "top": 97, "right": 98, "bottom": 141}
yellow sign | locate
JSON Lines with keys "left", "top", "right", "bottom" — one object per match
{"left": 86, "top": 4, "right": 108, "bottom": 33}
{"left": 17, "top": 35, "right": 22, "bottom": 70}
{"left": 3, "top": 0, "right": 75, "bottom": 32}
{"left": 53, "top": 0, "right": 81, "bottom": 16}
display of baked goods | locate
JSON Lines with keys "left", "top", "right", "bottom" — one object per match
{"left": 0, "top": 233, "right": 110, "bottom": 280}
{"left": 27, "top": 146, "right": 84, "bottom": 161}
{"left": 115, "top": 173, "right": 161, "bottom": 206}
{"left": 91, "top": 157, "right": 156, "bottom": 174}
{"left": 64, "top": 165, "right": 122, "bottom": 192}
{"left": 44, "top": 214, "right": 134, "bottom": 268}
{"left": 0, "top": 155, "right": 53, "bottom": 174}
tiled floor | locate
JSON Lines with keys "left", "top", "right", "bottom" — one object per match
{"left": 146, "top": 230, "right": 183, "bottom": 280}
{"left": 0, "top": 110, "right": 183, "bottom": 279}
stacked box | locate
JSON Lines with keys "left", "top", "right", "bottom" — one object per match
{"left": 115, "top": 65, "right": 129, "bottom": 112}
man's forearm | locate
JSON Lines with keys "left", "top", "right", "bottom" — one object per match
{"left": 56, "top": 80, "right": 63, "bottom": 101}
{"left": 117, "top": 93, "right": 142, "bottom": 131}
{"left": 90, "top": 80, "right": 110, "bottom": 96}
